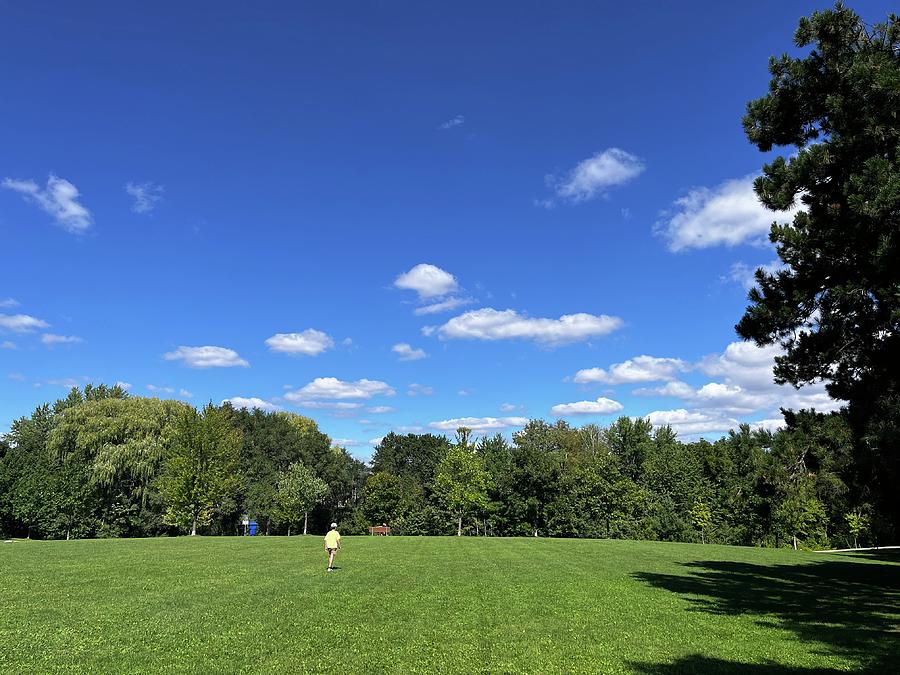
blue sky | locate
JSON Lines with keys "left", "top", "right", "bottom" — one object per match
{"left": 2, "top": 1, "right": 890, "bottom": 457}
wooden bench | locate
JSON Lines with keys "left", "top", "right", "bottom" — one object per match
{"left": 368, "top": 525, "right": 391, "bottom": 536}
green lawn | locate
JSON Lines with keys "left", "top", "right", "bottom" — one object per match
{"left": 1, "top": 536, "right": 897, "bottom": 673}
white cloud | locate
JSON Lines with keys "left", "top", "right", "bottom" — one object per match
{"left": 394, "top": 264, "right": 459, "bottom": 299}
{"left": 369, "top": 437, "right": 385, "bottom": 446}
{"left": 147, "top": 384, "right": 175, "bottom": 394}
{"left": 431, "top": 308, "right": 622, "bottom": 345}
{"left": 162, "top": 345, "right": 249, "bottom": 368}
{"left": 429, "top": 416, "right": 529, "bottom": 432}
{"left": 2, "top": 175, "right": 92, "bottom": 233}
{"left": 551, "top": 397, "right": 624, "bottom": 417}
{"left": 265, "top": 330, "right": 334, "bottom": 356}
{"left": 223, "top": 396, "right": 279, "bottom": 412}
{"left": 457, "top": 389, "right": 474, "bottom": 397}
{"left": 285, "top": 377, "right": 395, "bottom": 402}
{"left": 115, "top": 381, "right": 133, "bottom": 391}
{"left": 333, "top": 438, "right": 365, "bottom": 447}
{"left": 751, "top": 418, "right": 786, "bottom": 433}
{"left": 0, "top": 313, "right": 49, "bottom": 333}
{"left": 0, "top": 298, "right": 19, "bottom": 309}
{"left": 546, "top": 148, "right": 645, "bottom": 205}
{"left": 439, "top": 115, "right": 465, "bottom": 129}
{"left": 392, "top": 343, "right": 427, "bottom": 361}
{"left": 727, "top": 260, "right": 786, "bottom": 290}
{"left": 124, "top": 181, "right": 164, "bottom": 214}
{"left": 407, "top": 383, "right": 434, "bottom": 397}
{"left": 659, "top": 175, "right": 802, "bottom": 252}
{"left": 414, "top": 297, "right": 474, "bottom": 315}
{"left": 292, "top": 401, "right": 363, "bottom": 411}
{"left": 366, "top": 406, "right": 394, "bottom": 414}
{"left": 1, "top": 341, "right": 17, "bottom": 350}
{"left": 44, "top": 377, "right": 86, "bottom": 389}
{"left": 642, "top": 409, "right": 740, "bottom": 437}
{"left": 573, "top": 356, "right": 688, "bottom": 384}
{"left": 499, "top": 403, "right": 523, "bottom": 412}
{"left": 179, "top": 389, "right": 193, "bottom": 398}
{"left": 634, "top": 380, "right": 696, "bottom": 399}
{"left": 41, "top": 333, "right": 82, "bottom": 346}
{"left": 8, "top": 372, "right": 26, "bottom": 381}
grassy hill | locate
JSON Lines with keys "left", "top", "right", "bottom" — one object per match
{"left": 2, "top": 536, "right": 897, "bottom": 673}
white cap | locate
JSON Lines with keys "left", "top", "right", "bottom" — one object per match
{"left": 330, "top": 522, "right": 338, "bottom": 529}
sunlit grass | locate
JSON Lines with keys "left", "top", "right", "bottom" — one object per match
{"left": 2, "top": 537, "right": 896, "bottom": 673}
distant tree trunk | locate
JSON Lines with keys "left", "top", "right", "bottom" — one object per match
{"left": 475, "top": 520, "right": 479, "bottom": 536}
{"left": 457, "top": 515, "right": 462, "bottom": 536}
{"left": 66, "top": 530, "right": 70, "bottom": 541}
{"left": 303, "top": 511, "right": 308, "bottom": 535}
{"left": 792, "top": 535, "right": 798, "bottom": 551}
{"left": 191, "top": 518, "right": 197, "bottom": 536}
{"left": 287, "top": 526, "right": 291, "bottom": 537}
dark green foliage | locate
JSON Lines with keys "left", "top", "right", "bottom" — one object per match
{"left": 737, "top": 3, "right": 900, "bottom": 539}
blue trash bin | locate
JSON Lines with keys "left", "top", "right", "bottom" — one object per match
{"left": 249, "top": 521, "right": 258, "bottom": 536}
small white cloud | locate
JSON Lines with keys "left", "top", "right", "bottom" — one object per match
{"left": 392, "top": 342, "right": 427, "bottom": 361}
{"left": 179, "top": 388, "right": 193, "bottom": 398}
{"left": 499, "top": 403, "right": 522, "bottom": 412}
{"left": 634, "top": 380, "right": 696, "bottom": 399}
{"left": 457, "top": 389, "right": 474, "bottom": 397}
{"left": 332, "top": 438, "right": 365, "bottom": 448}
{"left": 369, "top": 437, "right": 385, "bottom": 446}
{"left": 545, "top": 148, "right": 645, "bottom": 205}
{"left": 573, "top": 356, "right": 688, "bottom": 384}
{"left": 727, "top": 260, "right": 786, "bottom": 290}
{"left": 394, "top": 264, "right": 459, "bottom": 299}
{"left": 413, "top": 297, "right": 474, "bottom": 315}
{"left": 407, "top": 383, "right": 434, "bottom": 397}
{"left": 551, "top": 397, "right": 624, "bottom": 417}
{"left": 0, "top": 298, "right": 19, "bottom": 309}
{"left": 0, "top": 313, "right": 49, "bottom": 333}
{"left": 163, "top": 345, "right": 249, "bottom": 368}
{"left": 223, "top": 396, "right": 279, "bottom": 412}
{"left": 2, "top": 175, "right": 92, "bottom": 233}
{"left": 642, "top": 409, "right": 740, "bottom": 437}
{"left": 1, "top": 341, "right": 17, "bottom": 350}
{"left": 41, "top": 333, "right": 82, "bottom": 346}
{"left": 115, "top": 381, "right": 133, "bottom": 391}
{"left": 658, "top": 175, "right": 802, "bottom": 252}
{"left": 8, "top": 372, "right": 26, "bottom": 381}
{"left": 439, "top": 115, "right": 465, "bottom": 130}
{"left": 293, "top": 401, "right": 363, "bottom": 411}
{"left": 366, "top": 406, "right": 394, "bottom": 414}
{"left": 432, "top": 308, "right": 622, "bottom": 345}
{"left": 266, "top": 330, "right": 334, "bottom": 356}
{"left": 285, "top": 377, "right": 395, "bottom": 402}
{"left": 429, "top": 416, "right": 529, "bottom": 432}
{"left": 124, "top": 181, "right": 164, "bottom": 214}
{"left": 147, "top": 384, "right": 175, "bottom": 394}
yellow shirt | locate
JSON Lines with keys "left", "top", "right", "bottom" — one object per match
{"left": 324, "top": 530, "right": 341, "bottom": 549}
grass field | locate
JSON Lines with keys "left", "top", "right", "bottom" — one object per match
{"left": 2, "top": 536, "right": 897, "bottom": 673}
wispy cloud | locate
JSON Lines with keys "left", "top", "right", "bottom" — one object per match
{"left": 573, "top": 356, "right": 689, "bottom": 385}
{"left": 0, "top": 298, "right": 19, "bottom": 309}
{"left": 162, "top": 345, "right": 249, "bottom": 368}
{"left": 2, "top": 175, "right": 92, "bottom": 233}
{"left": 125, "top": 181, "right": 164, "bottom": 214}
{"left": 0, "top": 313, "right": 49, "bottom": 333}
{"left": 41, "top": 333, "right": 83, "bottom": 346}
{"left": 542, "top": 148, "right": 645, "bottom": 207}
{"left": 413, "top": 297, "right": 474, "bottom": 315}
{"left": 392, "top": 342, "right": 427, "bottom": 361}
{"left": 407, "top": 383, "right": 434, "bottom": 397}
{"left": 438, "top": 115, "right": 465, "bottom": 130}
{"left": 1, "top": 341, "right": 17, "bottom": 350}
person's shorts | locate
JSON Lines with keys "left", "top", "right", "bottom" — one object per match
{"left": 326, "top": 547, "right": 337, "bottom": 553}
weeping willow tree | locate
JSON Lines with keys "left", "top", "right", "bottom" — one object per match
{"left": 49, "top": 396, "right": 189, "bottom": 535}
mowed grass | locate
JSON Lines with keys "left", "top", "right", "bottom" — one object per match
{"left": 1, "top": 536, "right": 898, "bottom": 673}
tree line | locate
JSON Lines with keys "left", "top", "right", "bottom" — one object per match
{"left": 0, "top": 383, "right": 889, "bottom": 549}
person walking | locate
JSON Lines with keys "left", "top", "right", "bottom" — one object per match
{"left": 324, "top": 522, "right": 341, "bottom": 572}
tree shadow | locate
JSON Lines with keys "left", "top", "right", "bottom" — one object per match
{"left": 629, "top": 654, "right": 847, "bottom": 674}
{"left": 631, "top": 554, "right": 900, "bottom": 673}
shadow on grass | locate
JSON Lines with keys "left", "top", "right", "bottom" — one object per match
{"left": 630, "top": 555, "right": 900, "bottom": 673}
